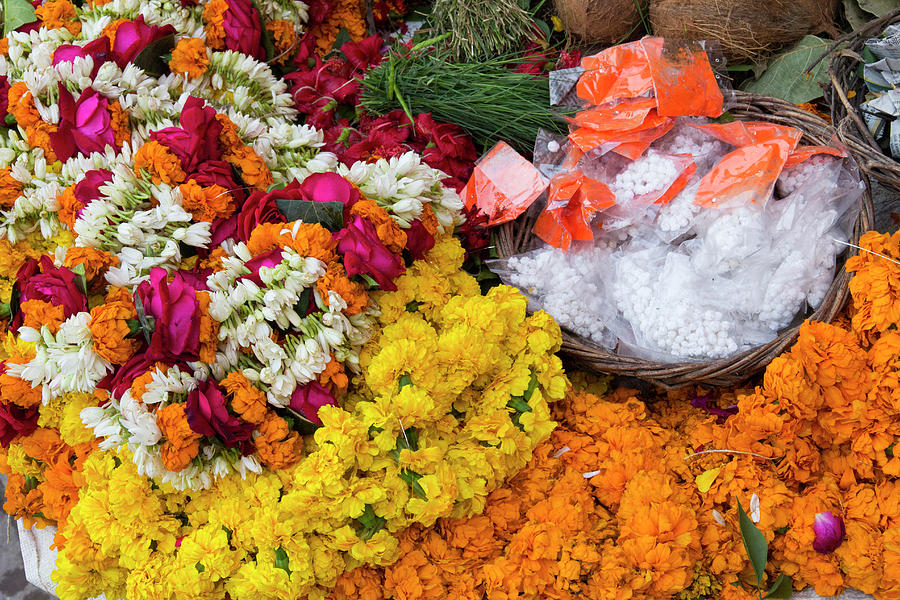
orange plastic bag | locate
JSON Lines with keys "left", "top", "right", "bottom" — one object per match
{"left": 693, "top": 137, "right": 799, "bottom": 207}
{"left": 784, "top": 145, "right": 846, "bottom": 168}
{"left": 608, "top": 120, "right": 676, "bottom": 160}
{"left": 533, "top": 171, "right": 615, "bottom": 250}
{"left": 577, "top": 41, "right": 654, "bottom": 106}
{"left": 640, "top": 37, "right": 723, "bottom": 118}
{"left": 574, "top": 97, "right": 658, "bottom": 132}
{"left": 655, "top": 158, "right": 698, "bottom": 205}
{"left": 689, "top": 121, "right": 803, "bottom": 148}
{"left": 569, "top": 110, "right": 673, "bottom": 153}
{"left": 461, "top": 142, "right": 549, "bottom": 226}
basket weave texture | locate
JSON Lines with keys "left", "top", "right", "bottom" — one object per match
{"left": 824, "top": 7, "right": 900, "bottom": 194}
{"left": 496, "top": 91, "right": 875, "bottom": 388}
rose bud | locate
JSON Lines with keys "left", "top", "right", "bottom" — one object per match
{"left": 813, "top": 511, "right": 845, "bottom": 554}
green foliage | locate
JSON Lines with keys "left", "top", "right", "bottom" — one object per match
{"left": 275, "top": 199, "right": 344, "bottom": 232}
{"left": 429, "top": 0, "right": 537, "bottom": 62}
{"left": 736, "top": 501, "right": 793, "bottom": 599}
{"left": 133, "top": 34, "right": 176, "bottom": 77}
{"left": 3, "top": 0, "right": 35, "bottom": 36}
{"left": 356, "top": 505, "right": 387, "bottom": 540}
{"left": 742, "top": 36, "right": 833, "bottom": 104}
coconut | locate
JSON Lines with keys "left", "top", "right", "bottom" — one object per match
{"left": 553, "top": 0, "right": 648, "bottom": 44}
{"left": 649, "top": 0, "right": 839, "bottom": 63}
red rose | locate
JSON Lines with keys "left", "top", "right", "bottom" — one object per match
{"left": 186, "top": 379, "right": 254, "bottom": 451}
{"left": 17, "top": 256, "right": 87, "bottom": 320}
{"left": 236, "top": 187, "right": 290, "bottom": 242}
{"left": 341, "top": 35, "right": 385, "bottom": 73}
{"left": 50, "top": 85, "right": 117, "bottom": 162}
{"left": 334, "top": 215, "right": 405, "bottom": 290}
{"left": 98, "top": 354, "right": 175, "bottom": 399}
{"left": 53, "top": 37, "right": 112, "bottom": 77}
{"left": 73, "top": 169, "right": 114, "bottom": 218}
{"left": 405, "top": 218, "right": 435, "bottom": 260}
{"left": 221, "top": 0, "right": 264, "bottom": 60}
{"left": 150, "top": 96, "right": 223, "bottom": 173}
{"left": 189, "top": 160, "right": 244, "bottom": 202}
{"left": 0, "top": 401, "right": 39, "bottom": 447}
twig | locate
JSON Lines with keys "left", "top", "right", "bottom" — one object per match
{"left": 684, "top": 449, "right": 778, "bottom": 461}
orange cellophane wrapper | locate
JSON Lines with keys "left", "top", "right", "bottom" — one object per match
{"left": 784, "top": 145, "right": 846, "bottom": 168}
{"left": 574, "top": 97, "right": 658, "bottom": 132}
{"left": 577, "top": 41, "right": 654, "bottom": 106}
{"left": 640, "top": 37, "right": 723, "bottom": 118}
{"left": 609, "top": 120, "right": 676, "bottom": 160}
{"left": 693, "top": 137, "right": 799, "bottom": 207}
{"left": 534, "top": 171, "right": 615, "bottom": 250}
{"left": 461, "top": 141, "right": 549, "bottom": 226}
{"left": 689, "top": 120, "right": 804, "bottom": 148}
{"left": 569, "top": 110, "right": 673, "bottom": 153}
{"left": 654, "top": 158, "right": 698, "bottom": 205}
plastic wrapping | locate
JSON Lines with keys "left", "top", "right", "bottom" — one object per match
{"left": 481, "top": 38, "right": 865, "bottom": 362}
{"left": 461, "top": 141, "right": 549, "bottom": 225}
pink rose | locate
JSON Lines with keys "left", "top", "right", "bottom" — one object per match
{"left": 221, "top": 0, "right": 264, "bottom": 60}
{"left": 150, "top": 97, "right": 223, "bottom": 173}
{"left": 813, "top": 512, "right": 845, "bottom": 554}
{"left": 110, "top": 15, "right": 175, "bottom": 68}
{"left": 334, "top": 215, "right": 405, "bottom": 291}
{"left": 290, "top": 381, "right": 335, "bottom": 425}
{"left": 299, "top": 172, "right": 359, "bottom": 219}
{"left": 185, "top": 380, "right": 254, "bottom": 451}
{"left": 50, "top": 85, "right": 117, "bottom": 162}
{"left": 17, "top": 255, "right": 87, "bottom": 319}
{"left": 0, "top": 75, "right": 9, "bottom": 121}
{"left": 136, "top": 268, "right": 201, "bottom": 361}
{"left": 52, "top": 37, "right": 112, "bottom": 77}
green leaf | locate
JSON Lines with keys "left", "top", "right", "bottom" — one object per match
{"left": 274, "top": 547, "right": 291, "bottom": 574}
{"left": 293, "top": 287, "right": 312, "bottom": 316}
{"left": 332, "top": 27, "right": 351, "bottom": 52}
{"left": 3, "top": 0, "right": 35, "bottom": 36}
{"left": 275, "top": 199, "right": 344, "bottom": 232}
{"left": 715, "top": 111, "right": 736, "bottom": 124}
{"left": 726, "top": 64, "right": 755, "bottom": 72}
{"left": 764, "top": 574, "right": 793, "bottom": 599}
{"left": 133, "top": 293, "right": 155, "bottom": 346}
{"left": 356, "top": 504, "right": 386, "bottom": 541}
{"left": 405, "top": 300, "right": 422, "bottom": 312}
{"left": 69, "top": 263, "right": 89, "bottom": 297}
{"left": 360, "top": 274, "right": 379, "bottom": 288}
{"left": 195, "top": 562, "right": 205, "bottom": 573}
{"left": 741, "top": 36, "right": 834, "bottom": 104}
{"left": 398, "top": 374, "right": 413, "bottom": 390}
{"left": 24, "top": 476, "right": 39, "bottom": 491}
{"left": 125, "top": 318, "right": 143, "bottom": 339}
{"left": 133, "top": 33, "right": 176, "bottom": 77}
{"left": 252, "top": 0, "right": 276, "bottom": 62}
{"left": 266, "top": 183, "right": 281, "bottom": 192}
{"left": 507, "top": 397, "right": 532, "bottom": 413}
{"left": 4, "top": 113, "right": 16, "bottom": 127}
{"left": 774, "top": 526, "right": 790, "bottom": 534}
{"left": 399, "top": 469, "right": 427, "bottom": 498}
{"left": 737, "top": 502, "right": 768, "bottom": 587}
{"left": 0, "top": 302, "right": 9, "bottom": 319}
{"left": 534, "top": 18, "right": 551, "bottom": 42}
{"left": 859, "top": 0, "right": 900, "bottom": 17}
{"left": 523, "top": 372, "right": 539, "bottom": 402}
{"left": 844, "top": 0, "right": 874, "bottom": 28}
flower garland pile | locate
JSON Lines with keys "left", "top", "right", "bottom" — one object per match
{"left": 299, "top": 229, "right": 900, "bottom": 600}
{"left": 36, "top": 235, "right": 565, "bottom": 600}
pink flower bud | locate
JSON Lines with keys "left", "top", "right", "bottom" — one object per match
{"left": 813, "top": 511, "right": 845, "bottom": 554}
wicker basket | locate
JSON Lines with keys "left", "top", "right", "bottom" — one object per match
{"left": 823, "top": 7, "right": 900, "bottom": 194}
{"left": 496, "top": 91, "right": 875, "bottom": 388}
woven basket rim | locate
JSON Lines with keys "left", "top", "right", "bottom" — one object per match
{"left": 495, "top": 91, "right": 875, "bottom": 388}
{"left": 822, "top": 7, "right": 900, "bottom": 193}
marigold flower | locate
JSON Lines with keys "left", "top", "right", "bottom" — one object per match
{"left": 169, "top": 37, "right": 210, "bottom": 79}
{"left": 309, "top": 0, "right": 367, "bottom": 54}
{"left": 0, "top": 370, "right": 43, "bottom": 409}
{"left": 202, "top": 0, "right": 228, "bottom": 49}
{"left": 156, "top": 403, "right": 202, "bottom": 472}
{"left": 18, "top": 299, "right": 65, "bottom": 335}
{"left": 178, "top": 179, "right": 235, "bottom": 222}
{"left": 107, "top": 100, "right": 130, "bottom": 148}
{"left": 351, "top": 198, "right": 408, "bottom": 254}
{"left": 221, "top": 371, "right": 267, "bottom": 426}
{"left": 63, "top": 247, "right": 119, "bottom": 284}
{"left": 35, "top": 0, "right": 81, "bottom": 34}
{"left": 134, "top": 140, "right": 187, "bottom": 185}
{"left": 317, "top": 262, "right": 368, "bottom": 315}
{"left": 253, "top": 412, "right": 303, "bottom": 470}
{"left": 88, "top": 300, "right": 139, "bottom": 365}
{"left": 25, "top": 121, "right": 58, "bottom": 162}
{"left": 228, "top": 145, "right": 273, "bottom": 190}
{"left": 216, "top": 113, "right": 244, "bottom": 156}
{"left": 0, "top": 167, "right": 22, "bottom": 208}
{"left": 246, "top": 221, "right": 336, "bottom": 263}
{"left": 266, "top": 20, "right": 297, "bottom": 65}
